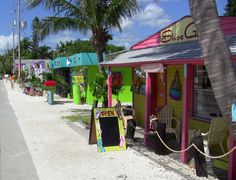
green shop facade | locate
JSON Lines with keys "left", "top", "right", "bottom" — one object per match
{"left": 49, "top": 53, "right": 132, "bottom": 105}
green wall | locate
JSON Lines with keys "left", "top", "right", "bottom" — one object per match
{"left": 86, "top": 66, "right": 99, "bottom": 104}
{"left": 111, "top": 67, "right": 132, "bottom": 103}
{"left": 71, "top": 66, "right": 132, "bottom": 105}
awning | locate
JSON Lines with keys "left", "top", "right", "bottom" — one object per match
{"left": 141, "top": 63, "right": 164, "bottom": 73}
{"left": 101, "top": 35, "right": 236, "bottom": 67}
{"left": 49, "top": 53, "right": 99, "bottom": 69}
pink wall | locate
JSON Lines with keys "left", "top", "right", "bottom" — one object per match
{"left": 131, "top": 16, "right": 236, "bottom": 50}
{"left": 221, "top": 17, "right": 236, "bottom": 36}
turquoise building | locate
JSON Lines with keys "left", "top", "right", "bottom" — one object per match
{"left": 49, "top": 53, "right": 132, "bottom": 105}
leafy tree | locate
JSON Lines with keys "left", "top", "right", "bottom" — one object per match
{"left": 106, "top": 44, "right": 125, "bottom": 53}
{"left": 38, "top": 45, "right": 53, "bottom": 59}
{"left": 27, "top": 0, "right": 139, "bottom": 63}
{"left": 54, "top": 39, "right": 125, "bottom": 57}
{"left": 55, "top": 40, "right": 95, "bottom": 57}
{"left": 189, "top": 0, "right": 236, "bottom": 139}
{"left": 0, "top": 50, "right": 13, "bottom": 75}
{"left": 89, "top": 69, "right": 108, "bottom": 105}
{"left": 31, "top": 17, "right": 41, "bottom": 58}
{"left": 224, "top": 0, "right": 236, "bottom": 16}
{"left": 16, "top": 37, "right": 32, "bottom": 59}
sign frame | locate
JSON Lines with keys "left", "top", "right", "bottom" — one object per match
{"left": 90, "top": 107, "right": 126, "bottom": 152}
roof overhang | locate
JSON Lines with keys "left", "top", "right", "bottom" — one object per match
{"left": 101, "top": 36, "right": 236, "bottom": 67}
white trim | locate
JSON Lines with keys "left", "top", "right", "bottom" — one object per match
{"left": 141, "top": 63, "right": 164, "bottom": 73}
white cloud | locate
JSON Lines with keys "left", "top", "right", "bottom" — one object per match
{"left": 111, "top": 31, "right": 147, "bottom": 49}
{"left": 139, "top": 0, "right": 154, "bottom": 3}
{"left": 42, "top": 30, "right": 91, "bottom": 49}
{"left": 0, "top": 33, "right": 18, "bottom": 54}
{"left": 81, "top": 38, "right": 90, "bottom": 41}
{"left": 46, "top": 30, "right": 77, "bottom": 45}
{"left": 120, "top": 18, "right": 134, "bottom": 30}
{"left": 158, "top": 0, "right": 180, "bottom": 2}
{"left": 113, "top": 2, "right": 171, "bottom": 33}
{"left": 111, "top": 2, "right": 173, "bottom": 49}
{"left": 135, "top": 3, "right": 171, "bottom": 28}
{"left": 139, "top": 0, "right": 179, "bottom": 4}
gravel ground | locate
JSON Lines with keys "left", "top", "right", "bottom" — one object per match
{"left": 4, "top": 81, "right": 216, "bottom": 180}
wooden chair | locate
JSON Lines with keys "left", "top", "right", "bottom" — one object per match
{"left": 202, "top": 117, "right": 229, "bottom": 155}
{"left": 112, "top": 99, "right": 135, "bottom": 128}
{"left": 153, "top": 105, "right": 181, "bottom": 141}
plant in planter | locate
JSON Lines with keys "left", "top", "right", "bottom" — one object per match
{"left": 55, "top": 75, "right": 70, "bottom": 98}
{"left": 90, "top": 70, "right": 125, "bottom": 107}
{"left": 111, "top": 72, "right": 123, "bottom": 99}
{"left": 42, "top": 71, "right": 70, "bottom": 97}
{"left": 29, "top": 88, "right": 36, "bottom": 96}
{"left": 89, "top": 70, "right": 108, "bottom": 107}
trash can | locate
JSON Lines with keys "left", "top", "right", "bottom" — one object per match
{"left": 73, "top": 84, "right": 81, "bottom": 105}
{"left": 125, "top": 119, "right": 136, "bottom": 139}
{"left": 155, "top": 122, "right": 166, "bottom": 154}
{"left": 48, "top": 91, "right": 54, "bottom": 105}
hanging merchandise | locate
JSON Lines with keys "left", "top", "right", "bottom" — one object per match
{"left": 169, "top": 70, "right": 181, "bottom": 101}
{"left": 112, "top": 72, "right": 123, "bottom": 87}
{"left": 232, "top": 101, "right": 236, "bottom": 122}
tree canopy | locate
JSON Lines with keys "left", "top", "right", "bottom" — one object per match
{"left": 26, "top": 0, "right": 139, "bottom": 62}
{"left": 224, "top": 0, "right": 236, "bottom": 16}
{"left": 54, "top": 39, "right": 125, "bottom": 57}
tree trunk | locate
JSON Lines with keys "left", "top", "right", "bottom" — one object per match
{"left": 92, "top": 29, "right": 105, "bottom": 64}
{"left": 189, "top": 0, "right": 236, "bottom": 139}
{"left": 92, "top": 27, "right": 112, "bottom": 65}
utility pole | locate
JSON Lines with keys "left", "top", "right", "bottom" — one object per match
{"left": 18, "top": 0, "right": 21, "bottom": 80}
{"left": 12, "top": 20, "right": 16, "bottom": 72}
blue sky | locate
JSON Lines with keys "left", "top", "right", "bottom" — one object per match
{"left": 0, "top": 0, "right": 228, "bottom": 54}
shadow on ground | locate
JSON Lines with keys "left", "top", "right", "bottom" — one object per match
{"left": 130, "top": 133, "right": 227, "bottom": 180}
{"left": 53, "top": 101, "right": 74, "bottom": 105}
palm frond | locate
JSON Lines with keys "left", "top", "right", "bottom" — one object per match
{"left": 27, "top": 0, "right": 81, "bottom": 17}
{"left": 39, "top": 16, "right": 89, "bottom": 40}
{"left": 104, "top": 0, "right": 140, "bottom": 31}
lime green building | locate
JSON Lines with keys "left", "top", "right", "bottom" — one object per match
{"left": 49, "top": 53, "right": 132, "bottom": 104}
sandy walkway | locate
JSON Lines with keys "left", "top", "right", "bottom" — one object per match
{"left": 4, "top": 81, "right": 210, "bottom": 180}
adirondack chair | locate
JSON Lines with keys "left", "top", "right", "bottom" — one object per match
{"left": 112, "top": 99, "right": 135, "bottom": 128}
{"left": 202, "top": 117, "right": 229, "bottom": 155}
{"left": 152, "top": 105, "right": 181, "bottom": 141}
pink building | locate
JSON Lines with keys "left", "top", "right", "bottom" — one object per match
{"left": 101, "top": 16, "right": 236, "bottom": 179}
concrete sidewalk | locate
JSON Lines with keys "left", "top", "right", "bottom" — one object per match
{"left": 2, "top": 80, "right": 211, "bottom": 180}
{"left": 0, "top": 80, "right": 38, "bottom": 180}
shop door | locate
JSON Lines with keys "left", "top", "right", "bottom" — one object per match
{"left": 155, "top": 73, "right": 165, "bottom": 112}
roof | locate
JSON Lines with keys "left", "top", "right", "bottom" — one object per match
{"left": 15, "top": 59, "right": 50, "bottom": 64}
{"left": 131, "top": 16, "right": 236, "bottom": 50}
{"left": 69, "top": 53, "right": 99, "bottom": 66}
{"left": 50, "top": 53, "right": 99, "bottom": 69}
{"left": 101, "top": 35, "right": 236, "bottom": 67}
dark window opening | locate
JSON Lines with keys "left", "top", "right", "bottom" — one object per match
{"left": 193, "top": 65, "right": 221, "bottom": 119}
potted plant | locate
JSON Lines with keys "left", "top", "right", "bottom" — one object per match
{"left": 89, "top": 70, "right": 108, "bottom": 107}
{"left": 111, "top": 72, "right": 123, "bottom": 99}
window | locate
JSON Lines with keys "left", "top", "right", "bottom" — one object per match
{"left": 193, "top": 65, "right": 221, "bottom": 119}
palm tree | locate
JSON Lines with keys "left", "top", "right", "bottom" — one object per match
{"left": 26, "top": 0, "right": 139, "bottom": 63}
{"left": 224, "top": 0, "right": 236, "bottom": 16}
{"left": 189, "top": 0, "right": 236, "bottom": 138}
{"left": 38, "top": 45, "right": 53, "bottom": 59}
{"left": 31, "top": 17, "right": 41, "bottom": 58}
{"left": 17, "top": 37, "right": 33, "bottom": 59}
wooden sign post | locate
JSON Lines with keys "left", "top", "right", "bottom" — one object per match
{"left": 89, "top": 107, "right": 126, "bottom": 152}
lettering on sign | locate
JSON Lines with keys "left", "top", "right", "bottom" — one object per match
{"left": 72, "top": 75, "right": 84, "bottom": 84}
{"left": 100, "top": 110, "right": 116, "bottom": 117}
{"left": 160, "top": 17, "right": 198, "bottom": 45}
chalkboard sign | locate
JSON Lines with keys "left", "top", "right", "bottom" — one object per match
{"left": 91, "top": 107, "right": 126, "bottom": 152}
